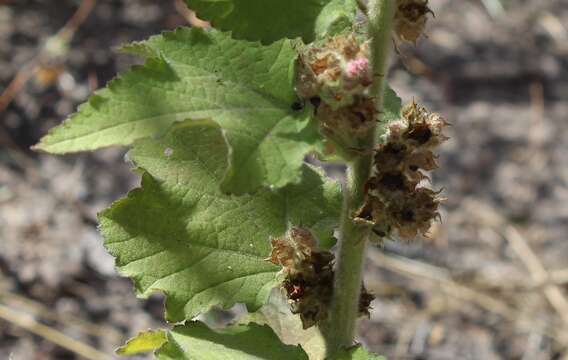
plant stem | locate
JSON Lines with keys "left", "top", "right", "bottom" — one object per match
{"left": 324, "top": 152, "right": 374, "bottom": 356}
{"left": 324, "top": 0, "right": 396, "bottom": 356}
{"left": 368, "top": 0, "right": 396, "bottom": 101}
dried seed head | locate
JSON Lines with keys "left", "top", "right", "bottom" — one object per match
{"left": 406, "top": 150, "right": 438, "bottom": 172}
{"left": 361, "top": 101, "right": 448, "bottom": 241}
{"left": 355, "top": 197, "right": 391, "bottom": 236}
{"left": 374, "top": 142, "right": 411, "bottom": 172}
{"left": 266, "top": 227, "right": 374, "bottom": 328}
{"left": 267, "top": 227, "right": 334, "bottom": 328}
{"left": 318, "top": 97, "right": 377, "bottom": 145}
{"left": 383, "top": 119, "right": 408, "bottom": 141}
{"left": 376, "top": 171, "right": 411, "bottom": 192}
{"left": 394, "top": 0, "right": 433, "bottom": 44}
{"left": 359, "top": 188, "right": 443, "bottom": 241}
{"left": 266, "top": 227, "right": 317, "bottom": 271}
{"left": 389, "top": 187, "right": 442, "bottom": 240}
{"left": 401, "top": 101, "right": 449, "bottom": 148}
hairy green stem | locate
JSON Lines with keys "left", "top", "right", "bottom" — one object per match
{"left": 324, "top": 0, "right": 396, "bottom": 356}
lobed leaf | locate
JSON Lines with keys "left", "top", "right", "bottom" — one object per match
{"left": 157, "top": 322, "right": 308, "bottom": 360}
{"left": 99, "top": 121, "right": 341, "bottom": 322}
{"left": 35, "top": 28, "right": 322, "bottom": 194}
{"left": 184, "top": 0, "right": 358, "bottom": 44}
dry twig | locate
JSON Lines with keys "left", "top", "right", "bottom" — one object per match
{"left": 503, "top": 226, "right": 568, "bottom": 326}
{"left": 174, "top": 0, "right": 210, "bottom": 28}
{"left": 0, "top": 290, "right": 122, "bottom": 342}
{"left": 0, "top": 302, "right": 112, "bottom": 360}
{"left": 367, "top": 249, "right": 566, "bottom": 342}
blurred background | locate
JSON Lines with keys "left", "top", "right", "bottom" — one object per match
{"left": 1, "top": 0, "right": 567, "bottom": 359}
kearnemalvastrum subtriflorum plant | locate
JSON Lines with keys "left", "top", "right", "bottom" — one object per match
{"left": 35, "top": 0, "right": 445, "bottom": 358}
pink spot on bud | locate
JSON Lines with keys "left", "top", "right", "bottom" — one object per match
{"left": 345, "top": 57, "right": 369, "bottom": 78}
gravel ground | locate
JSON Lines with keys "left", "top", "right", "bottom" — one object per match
{"left": 1, "top": 0, "right": 567, "bottom": 359}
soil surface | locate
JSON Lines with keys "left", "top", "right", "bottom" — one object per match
{"left": 1, "top": 1, "right": 567, "bottom": 359}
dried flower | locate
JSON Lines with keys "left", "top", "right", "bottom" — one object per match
{"left": 401, "top": 101, "right": 449, "bottom": 148}
{"left": 357, "top": 101, "right": 448, "bottom": 241}
{"left": 295, "top": 34, "right": 378, "bottom": 152}
{"left": 267, "top": 227, "right": 374, "bottom": 328}
{"left": 318, "top": 97, "right": 377, "bottom": 146}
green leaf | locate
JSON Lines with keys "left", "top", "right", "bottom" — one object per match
{"left": 185, "top": 0, "right": 357, "bottom": 44}
{"left": 331, "top": 345, "right": 386, "bottom": 360}
{"left": 99, "top": 121, "right": 341, "bottom": 322}
{"left": 157, "top": 322, "right": 308, "bottom": 360}
{"left": 315, "top": 0, "right": 359, "bottom": 39}
{"left": 116, "top": 329, "right": 167, "bottom": 356}
{"left": 381, "top": 86, "right": 402, "bottom": 125}
{"left": 242, "top": 290, "right": 326, "bottom": 360}
{"left": 35, "top": 28, "right": 322, "bottom": 194}
{"left": 376, "top": 85, "right": 403, "bottom": 141}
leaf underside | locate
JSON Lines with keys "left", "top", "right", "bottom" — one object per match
{"left": 157, "top": 322, "right": 308, "bottom": 360}
{"left": 36, "top": 28, "right": 323, "bottom": 194}
{"left": 99, "top": 121, "right": 341, "bottom": 322}
{"left": 184, "top": 0, "right": 357, "bottom": 44}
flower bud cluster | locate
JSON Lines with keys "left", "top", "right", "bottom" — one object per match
{"left": 394, "top": 0, "right": 433, "bottom": 44}
{"left": 295, "top": 34, "right": 376, "bottom": 147}
{"left": 266, "top": 227, "right": 373, "bottom": 328}
{"left": 356, "top": 101, "right": 448, "bottom": 240}
{"left": 296, "top": 34, "right": 371, "bottom": 109}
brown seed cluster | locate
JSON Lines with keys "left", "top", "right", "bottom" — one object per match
{"left": 356, "top": 101, "right": 448, "bottom": 240}
{"left": 295, "top": 34, "right": 377, "bottom": 149}
{"left": 394, "top": 0, "right": 433, "bottom": 44}
{"left": 266, "top": 227, "right": 373, "bottom": 329}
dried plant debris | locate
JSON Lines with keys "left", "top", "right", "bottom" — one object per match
{"left": 267, "top": 227, "right": 374, "bottom": 329}
{"left": 356, "top": 101, "right": 448, "bottom": 240}
{"left": 394, "top": 0, "right": 433, "bottom": 44}
{"left": 295, "top": 34, "right": 376, "bottom": 148}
